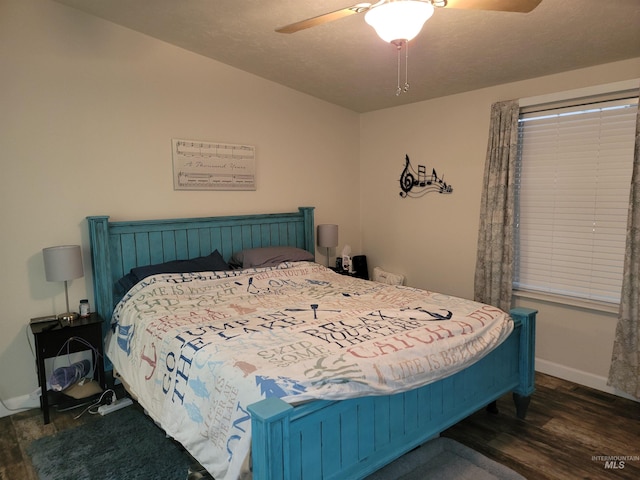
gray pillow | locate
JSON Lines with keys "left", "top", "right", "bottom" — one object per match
{"left": 230, "top": 246, "right": 314, "bottom": 268}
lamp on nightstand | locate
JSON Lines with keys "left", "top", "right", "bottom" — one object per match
{"left": 317, "top": 224, "right": 338, "bottom": 268}
{"left": 43, "top": 245, "right": 84, "bottom": 322}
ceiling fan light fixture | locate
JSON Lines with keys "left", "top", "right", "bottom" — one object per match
{"left": 365, "top": 1, "right": 435, "bottom": 43}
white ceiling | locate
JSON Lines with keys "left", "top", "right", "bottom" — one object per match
{"left": 53, "top": 0, "right": 640, "bottom": 113}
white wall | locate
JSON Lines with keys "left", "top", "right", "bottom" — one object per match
{"left": 0, "top": 0, "right": 361, "bottom": 411}
{"left": 360, "top": 58, "right": 640, "bottom": 396}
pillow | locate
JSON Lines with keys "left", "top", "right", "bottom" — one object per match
{"left": 117, "top": 273, "right": 139, "bottom": 293}
{"left": 372, "top": 267, "right": 405, "bottom": 286}
{"left": 117, "top": 249, "right": 231, "bottom": 292}
{"left": 229, "top": 246, "right": 314, "bottom": 269}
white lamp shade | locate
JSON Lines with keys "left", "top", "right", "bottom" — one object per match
{"left": 317, "top": 224, "right": 339, "bottom": 248}
{"left": 43, "top": 245, "right": 84, "bottom": 282}
{"left": 365, "top": 1, "right": 435, "bottom": 43}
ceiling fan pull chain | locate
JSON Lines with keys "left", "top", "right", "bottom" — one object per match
{"left": 392, "top": 39, "right": 411, "bottom": 96}
{"left": 396, "top": 42, "right": 402, "bottom": 96}
{"left": 404, "top": 40, "right": 410, "bottom": 92}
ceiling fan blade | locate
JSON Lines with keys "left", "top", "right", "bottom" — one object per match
{"left": 444, "top": 0, "right": 542, "bottom": 13}
{"left": 276, "top": 4, "right": 372, "bottom": 34}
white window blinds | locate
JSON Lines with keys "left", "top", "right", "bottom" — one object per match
{"left": 515, "top": 95, "right": 638, "bottom": 304}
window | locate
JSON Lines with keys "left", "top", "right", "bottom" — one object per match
{"left": 514, "top": 92, "right": 638, "bottom": 304}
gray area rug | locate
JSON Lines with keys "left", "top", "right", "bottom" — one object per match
{"left": 27, "top": 406, "right": 191, "bottom": 480}
{"left": 367, "top": 436, "right": 526, "bottom": 480}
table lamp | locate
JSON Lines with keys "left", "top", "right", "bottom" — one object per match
{"left": 43, "top": 245, "right": 84, "bottom": 322}
{"left": 317, "top": 224, "right": 338, "bottom": 267}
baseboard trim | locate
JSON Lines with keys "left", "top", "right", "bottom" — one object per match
{"left": 535, "top": 358, "right": 638, "bottom": 402}
{"left": 0, "top": 393, "right": 40, "bottom": 418}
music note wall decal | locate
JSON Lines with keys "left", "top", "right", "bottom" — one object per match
{"left": 399, "top": 154, "right": 453, "bottom": 198}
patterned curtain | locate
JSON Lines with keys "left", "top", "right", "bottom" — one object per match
{"left": 474, "top": 100, "right": 519, "bottom": 313}
{"left": 608, "top": 94, "right": 640, "bottom": 400}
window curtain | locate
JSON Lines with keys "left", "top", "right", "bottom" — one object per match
{"left": 474, "top": 100, "right": 519, "bottom": 313}
{"left": 608, "top": 91, "right": 640, "bottom": 400}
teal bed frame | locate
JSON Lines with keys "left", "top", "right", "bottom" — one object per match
{"left": 87, "top": 207, "right": 536, "bottom": 480}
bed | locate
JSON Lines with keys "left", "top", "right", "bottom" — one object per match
{"left": 87, "top": 207, "right": 536, "bottom": 480}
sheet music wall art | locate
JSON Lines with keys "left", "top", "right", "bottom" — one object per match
{"left": 172, "top": 139, "right": 256, "bottom": 191}
{"left": 399, "top": 154, "right": 453, "bottom": 198}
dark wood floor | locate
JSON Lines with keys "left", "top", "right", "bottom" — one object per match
{"left": 1, "top": 372, "right": 638, "bottom": 479}
{"left": 444, "top": 373, "right": 640, "bottom": 479}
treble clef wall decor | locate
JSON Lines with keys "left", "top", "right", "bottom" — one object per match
{"left": 399, "top": 154, "right": 453, "bottom": 198}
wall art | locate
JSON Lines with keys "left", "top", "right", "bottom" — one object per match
{"left": 399, "top": 154, "right": 453, "bottom": 198}
{"left": 172, "top": 139, "right": 256, "bottom": 191}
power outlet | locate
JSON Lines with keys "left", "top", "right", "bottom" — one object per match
{"left": 98, "top": 397, "right": 133, "bottom": 415}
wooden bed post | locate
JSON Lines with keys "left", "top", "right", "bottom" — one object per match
{"left": 509, "top": 307, "right": 537, "bottom": 419}
{"left": 247, "top": 397, "right": 294, "bottom": 480}
{"left": 86, "top": 216, "right": 114, "bottom": 338}
{"left": 299, "top": 207, "right": 315, "bottom": 255}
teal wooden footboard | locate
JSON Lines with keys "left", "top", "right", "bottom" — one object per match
{"left": 248, "top": 307, "right": 536, "bottom": 480}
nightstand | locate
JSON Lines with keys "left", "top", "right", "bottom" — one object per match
{"left": 330, "top": 267, "right": 356, "bottom": 276}
{"left": 30, "top": 312, "right": 105, "bottom": 424}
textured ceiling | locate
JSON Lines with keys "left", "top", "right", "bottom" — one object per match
{"left": 53, "top": 0, "right": 640, "bottom": 113}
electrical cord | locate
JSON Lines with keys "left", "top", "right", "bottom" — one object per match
{"left": 53, "top": 336, "right": 102, "bottom": 384}
{"left": 73, "top": 388, "right": 116, "bottom": 420}
{"left": 26, "top": 323, "right": 35, "bottom": 358}
{"left": 0, "top": 395, "right": 17, "bottom": 412}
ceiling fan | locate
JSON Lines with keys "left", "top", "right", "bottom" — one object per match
{"left": 276, "top": 0, "right": 542, "bottom": 35}
{"left": 276, "top": 1, "right": 542, "bottom": 96}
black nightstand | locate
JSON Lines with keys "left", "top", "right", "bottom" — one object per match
{"left": 330, "top": 255, "right": 369, "bottom": 280}
{"left": 329, "top": 266, "right": 369, "bottom": 280}
{"left": 330, "top": 267, "right": 356, "bottom": 276}
{"left": 30, "top": 312, "right": 105, "bottom": 424}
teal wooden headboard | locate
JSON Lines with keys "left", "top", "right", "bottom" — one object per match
{"left": 86, "top": 207, "right": 315, "bottom": 340}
